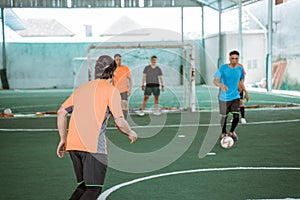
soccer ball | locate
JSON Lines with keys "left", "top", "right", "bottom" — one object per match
{"left": 220, "top": 136, "right": 234, "bottom": 149}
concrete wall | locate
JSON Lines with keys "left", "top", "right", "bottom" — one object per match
{"left": 1, "top": 42, "right": 90, "bottom": 89}
{"left": 224, "top": 31, "right": 266, "bottom": 85}
{"left": 203, "top": 31, "right": 266, "bottom": 86}
{"left": 0, "top": 32, "right": 298, "bottom": 90}
{"left": 0, "top": 41, "right": 202, "bottom": 89}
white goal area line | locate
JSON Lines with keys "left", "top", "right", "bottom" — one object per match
{"left": 98, "top": 167, "right": 300, "bottom": 200}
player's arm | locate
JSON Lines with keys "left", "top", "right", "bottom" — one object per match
{"left": 114, "top": 117, "right": 137, "bottom": 144}
{"left": 110, "top": 89, "right": 137, "bottom": 144}
{"left": 127, "top": 76, "right": 132, "bottom": 96}
{"left": 141, "top": 73, "right": 146, "bottom": 90}
{"left": 159, "top": 75, "right": 164, "bottom": 92}
{"left": 239, "top": 79, "right": 249, "bottom": 101}
{"left": 213, "top": 77, "right": 228, "bottom": 91}
{"left": 56, "top": 106, "right": 69, "bottom": 158}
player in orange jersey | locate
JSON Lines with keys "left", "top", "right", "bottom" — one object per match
{"left": 113, "top": 54, "right": 132, "bottom": 119}
{"left": 57, "top": 55, "right": 137, "bottom": 200}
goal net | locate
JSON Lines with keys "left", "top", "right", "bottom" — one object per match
{"left": 73, "top": 43, "right": 196, "bottom": 112}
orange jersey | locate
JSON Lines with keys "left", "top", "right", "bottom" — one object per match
{"left": 61, "top": 79, "right": 123, "bottom": 154}
{"left": 238, "top": 63, "right": 246, "bottom": 91}
{"left": 113, "top": 65, "right": 131, "bottom": 93}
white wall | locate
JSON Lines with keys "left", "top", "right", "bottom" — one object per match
{"left": 204, "top": 31, "right": 267, "bottom": 86}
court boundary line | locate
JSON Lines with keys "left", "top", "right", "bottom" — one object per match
{"left": 0, "top": 105, "right": 299, "bottom": 119}
{"left": 98, "top": 167, "right": 300, "bottom": 200}
{"left": 1, "top": 118, "right": 300, "bottom": 132}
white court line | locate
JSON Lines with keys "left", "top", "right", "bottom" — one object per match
{"left": 1, "top": 118, "right": 300, "bottom": 132}
{"left": 98, "top": 167, "right": 300, "bottom": 200}
{"left": 0, "top": 105, "right": 299, "bottom": 118}
{"left": 246, "top": 198, "right": 299, "bottom": 200}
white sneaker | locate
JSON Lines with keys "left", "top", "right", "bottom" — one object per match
{"left": 241, "top": 118, "right": 247, "bottom": 124}
{"left": 153, "top": 111, "right": 161, "bottom": 116}
{"left": 135, "top": 110, "right": 145, "bottom": 116}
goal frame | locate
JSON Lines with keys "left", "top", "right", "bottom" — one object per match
{"left": 87, "top": 43, "right": 196, "bottom": 112}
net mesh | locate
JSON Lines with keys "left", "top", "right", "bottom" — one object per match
{"left": 73, "top": 43, "right": 194, "bottom": 110}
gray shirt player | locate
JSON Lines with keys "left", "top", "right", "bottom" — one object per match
{"left": 143, "top": 65, "right": 163, "bottom": 86}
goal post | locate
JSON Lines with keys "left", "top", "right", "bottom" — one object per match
{"left": 86, "top": 43, "right": 196, "bottom": 112}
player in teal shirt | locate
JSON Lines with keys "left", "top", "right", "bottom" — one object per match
{"left": 213, "top": 50, "right": 249, "bottom": 141}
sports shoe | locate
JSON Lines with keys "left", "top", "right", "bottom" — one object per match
{"left": 229, "top": 131, "right": 238, "bottom": 141}
{"left": 221, "top": 133, "right": 227, "bottom": 139}
{"left": 153, "top": 111, "right": 161, "bottom": 116}
{"left": 135, "top": 110, "right": 145, "bottom": 116}
{"left": 240, "top": 118, "right": 247, "bottom": 124}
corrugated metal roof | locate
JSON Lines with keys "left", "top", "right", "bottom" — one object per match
{"left": 194, "top": 0, "right": 261, "bottom": 11}
{"left": 1, "top": 9, "right": 25, "bottom": 31}
{"left": 0, "top": 0, "right": 261, "bottom": 11}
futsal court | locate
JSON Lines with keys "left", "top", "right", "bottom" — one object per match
{"left": 0, "top": 86, "right": 299, "bottom": 200}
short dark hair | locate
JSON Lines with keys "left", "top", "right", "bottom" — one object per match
{"left": 151, "top": 55, "right": 157, "bottom": 59}
{"left": 114, "top": 53, "right": 121, "bottom": 58}
{"left": 94, "top": 55, "right": 117, "bottom": 79}
{"left": 229, "top": 50, "right": 239, "bottom": 56}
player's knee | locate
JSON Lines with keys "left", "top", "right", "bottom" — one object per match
{"left": 81, "top": 186, "right": 102, "bottom": 200}
{"left": 121, "top": 100, "right": 128, "bottom": 110}
{"left": 87, "top": 186, "right": 101, "bottom": 194}
{"left": 233, "top": 113, "right": 239, "bottom": 120}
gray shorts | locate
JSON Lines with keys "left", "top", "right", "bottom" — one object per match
{"left": 120, "top": 92, "right": 128, "bottom": 100}
{"left": 219, "top": 98, "right": 240, "bottom": 116}
{"left": 144, "top": 86, "right": 160, "bottom": 96}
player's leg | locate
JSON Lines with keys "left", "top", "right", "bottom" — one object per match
{"left": 69, "top": 151, "right": 86, "bottom": 200}
{"left": 141, "top": 95, "right": 149, "bottom": 110}
{"left": 120, "top": 92, "right": 129, "bottom": 119}
{"left": 240, "top": 91, "right": 246, "bottom": 124}
{"left": 136, "top": 87, "right": 151, "bottom": 116}
{"left": 219, "top": 100, "right": 228, "bottom": 138}
{"left": 229, "top": 98, "right": 240, "bottom": 141}
{"left": 153, "top": 86, "right": 161, "bottom": 115}
{"left": 69, "top": 182, "right": 86, "bottom": 200}
{"left": 139, "top": 86, "right": 152, "bottom": 114}
{"left": 81, "top": 153, "right": 108, "bottom": 200}
{"left": 79, "top": 186, "right": 102, "bottom": 200}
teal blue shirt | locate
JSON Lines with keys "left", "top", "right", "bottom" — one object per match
{"left": 214, "top": 64, "right": 245, "bottom": 102}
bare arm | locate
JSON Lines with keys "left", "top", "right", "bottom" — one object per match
{"left": 213, "top": 77, "right": 228, "bottom": 91}
{"left": 239, "top": 79, "right": 249, "bottom": 101}
{"left": 114, "top": 117, "right": 137, "bottom": 144}
{"left": 142, "top": 73, "right": 146, "bottom": 90}
{"left": 127, "top": 77, "right": 132, "bottom": 96}
{"left": 159, "top": 75, "right": 164, "bottom": 92}
{"left": 57, "top": 107, "right": 69, "bottom": 158}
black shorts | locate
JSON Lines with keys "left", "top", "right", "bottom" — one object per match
{"left": 69, "top": 150, "right": 108, "bottom": 186}
{"left": 120, "top": 92, "right": 128, "bottom": 100}
{"left": 219, "top": 98, "right": 240, "bottom": 116}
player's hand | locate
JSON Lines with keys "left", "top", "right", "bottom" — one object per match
{"left": 244, "top": 91, "right": 249, "bottom": 102}
{"left": 220, "top": 84, "right": 228, "bottom": 91}
{"left": 128, "top": 90, "right": 131, "bottom": 96}
{"left": 128, "top": 130, "right": 138, "bottom": 144}
{"left": 141, "top": 85, "right": 145, "bottom": 91}
{"left": 57, "top": 140, "right": 66, "bottom": 158}
{"left": 161, "top": 85, "right": 165, "bottom": 92}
